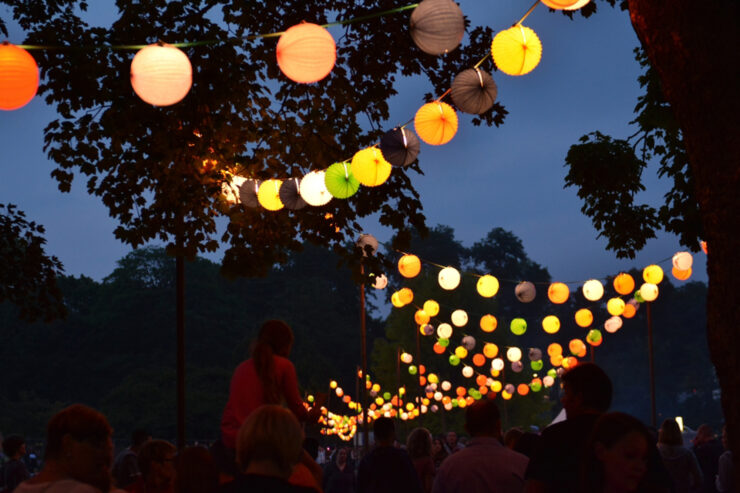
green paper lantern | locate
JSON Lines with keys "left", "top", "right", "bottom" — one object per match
{"left": 438, "top": 338, "right": 450, "bottom": 348}
{"left": 510, "top": 318, "right": 527, "bottom": 335}
{"left": 530, "top": 381, "right": 542, "bottom": 392}
{"left": 449, "top": 355, "right": 461, "bottom": 366}
{"left": 408, "top": 365, "right": 418, "bottom": 375}
{"left": 547, "top": 369, "right": 557, "bottom": 378}
{"left": 383, "top": 392, "right": 391, "bottom": 400}
{"left": 325, "top": 161, "right": 360, "bottom": 199}
{"left": 634, "top": 290, "right": 645, "bottom": 303}
{"left": 531, "top": 360, "right": 543, "bottom": 371}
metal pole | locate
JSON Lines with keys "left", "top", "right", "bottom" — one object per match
{"left": 396, "top": 346, "right": 402, "bottom": 418}
{"left": 647, "top": 301, "right": 656, "bottom": 427}
{"left": 360, "top": 265, "right": 369, "bottom": 453}
{"left": 176, "top": 255, "right": 185, "bottom": 450}
{"left": 415, "top": 324, "right": 421, "bottom": 408}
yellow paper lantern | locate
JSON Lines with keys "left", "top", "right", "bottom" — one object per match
{"left": 399, "top": 254, "right": 422, "bottom": 278}
{"left": 582, "top": 279, "right": 604, "bottom": 301}
{"left": 542, "top": 315, "right": 560, "bottom": 334}
{"left": 491, "top": 25, "right": 542, "bottom": 76}
{"left": 483, "top": 343, "right": 498, "bottom": 359}
{"left": 0, "top": 42, "right": 39, "bottom": 110}
{"left": 423, "top": 300, "right": 440, "bottom": 317}
{"left": 130, "top": 43, "right": 192, "bottom": 106}
{"left": 480, "top": 314, "right": 498, "bottom": 333}
{"left": 451, "top": 309, "right": 468, "bottom": 327}
{"left": 606, "top": 298, "right": 626, "bottom": 317}
{"left": 276, "top": 23, "right": 336, "bottom": 83}
{"left": 477, "top": 275, "right": 499, "bottom": 297}
{"left": 414, "top": 101, "right": 458, "bottom": 145}
{"left": 257, "top": 179, "right": 284, "bottom": 211}
{"left": 351, "top": 147, "right": 391, "bottom": 187}
{"left": 438, "top": 266, "right": 461, "bottom": 290}
{"left": 613, "top": 273, "right": 635, "bottom": 296}
{"left": 454, "top": 346, "right": 468, "bottom": 359}
{"left": 640, "top": 283, "right": 659, "bottom": 302}
{"left": 547, "top": 282, "right": 570, "bottom": 304}
{"left": 575, "top": 308, "right": 593, "bottom": 328}
{"left": 547, "top": 342, "right": 563, "bottom": 356}
{"left": 672, "top": 267, "right": 692, "bottom": 281}
{"left": 391, "top": 291, "right": 404, "bottom": 308}
{"left": 437, "top": 323, "right": 453, "bottom": 339}
{"left": 414, "top": 310, "right": 430, "bottom": 326}
{"left": 643, "top": 265, "right": 664, "bottom": 284}
{"left": 398, "top": 287, "right": 414, "bottom": 305}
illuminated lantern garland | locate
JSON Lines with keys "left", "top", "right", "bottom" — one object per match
{"left": 351, "top": 147, "right": 392, "bottom": 187}
{"left": 423, "top": 300, "right": 440, "bottom": 317}
{"left": 324, "top": 162, "right": 360, "bottom": 199}
{"left": 399, "top": 254, "right": 422, "bottom": 278}
{"left": 491, "top": 25, "right": 542, "bottom": 76}
{"left": 582, "top": 279, "right": 604, "bottom": 301}
{"left": 415, "top": 102, "right": 458, "bottom": 146}
{"left": 0, "top": 42, "right": 39, "bottom": 110}
{"left": 643, "top": 265, "right": 664, "bottom": 284}
{"left": 299, "top": 170, "right": 333, "bottom": 206}
{"left": 480, "top": 314, "right": 497, "bottom": 333}
{"left": 451, "top": 309, "right": 468, "bottom": 327}
{"left": 477, "top": 275, "right": 500, "bottom": 297}
{"left": 409, "top": 0, "right": 465, "bottom": 55}
{"left": 438, "top": 266, "right": 461, "bottom": 290}
{"left": 542, "top": 315, "right": 560, "bottom": 334}
{"left": 276, "top": 23, "right": 336, "bottom": 83}
{"left": 257, "top": 179, "right": 284, "bottom": 211}
{"left": 575, "top": 308, "right": 593, "bottom": 328}
{"left": 640, "top": 283, "right": 659, "bottom": 302}
{"left": 606, "top": 298, "right": 625, "bottom": 317}
{"left": 613, "top": 273, "right": 635, "bottom": 295}
{"left": 130, "top": 43, "right": 192, "bottom": 106}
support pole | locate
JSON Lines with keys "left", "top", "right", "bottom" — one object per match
{"left": 360, "top": 265, "right": 369, "bottom": 453}
{"left": 176, "top": 255, "right": 185, "bottom": 450}
{"left": 647, "top": 301, "right": 657, "bottom": 427}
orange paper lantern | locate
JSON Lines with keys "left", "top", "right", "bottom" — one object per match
{"left": 622, "top": 302, "right": 637, "bottom": 319}
{"left": 613, "top": 273, "right": 635, "bottom": 295}
{"left": 472, "top": 353, "right": 486, "bottom": 367}
{"left": 547, "top": 282, "right": 570, "bottom": 304}
{"left": 541, "top": 0, "right": 589, "bottom": 9}
{"left": 0, "top": 42, "right": 39, "bottom": 110}
{"left": 415, "top": 102, "right": 458, "bottom": 145}
{"left": 672, "top": 267, "right": 692, "bottom": 281}
{"left": 491, "top": 25, "right": 542, "bottom": 76}
{"left": 547, "top": 343, "right": 563, "bottom": 356}
{"left": 517, "top": 383, "right": 530, "bottom": 396}
{"left": 480, "top": 314, "right": 498, "bottom": 333}
{"left": 130, "top": 43, "right": 192, "bottom": 106}
{"left": 276, "top": 23, "right": 336, "bottom": 83}
{"left": 399, "top": 254, "right": 422, "bottom": 278}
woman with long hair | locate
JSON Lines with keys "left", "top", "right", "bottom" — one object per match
{"left": 406, "top": 428, "right": 434, "bottom": 493}
{"left": 657, "top": 418, "right": 703, "bottom": 493}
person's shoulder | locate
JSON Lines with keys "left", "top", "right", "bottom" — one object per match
{"left": 16, "top": 480, "right": 100, "bottom": 493}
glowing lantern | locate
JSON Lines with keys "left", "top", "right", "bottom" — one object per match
{"left": 672, "top": 267, "right": 692, "bottom": 281}
{"left": 300, "top": 171, "right": 332, "bottom": 206}
{"left": 502, "top": 390, "right": 513, "bottom": 400}
{"left": 399, "top": 254, "right": 422, "bottom": 278}
{"left": 604, "top": 316, "right": 623, "bottom": 334}
{"left": 257, "top": 179, "right": 284, "bottom": 211}
{"left": 324, "top": 162, "right": 360, "bottom": 199}
{"left": 437, "top": 323, "right": 453, "bottom": 339}
{"left": 409, "top": 365, "right": 418, "bottom": 375}
{"left": 380, "top": 127, "right": 420, "bottom": 167}
{"left": 415, "top": 102, "right": 458, "bottom": 146}
{"left": 515, "top": 281, "right": 536, "bottom": 303}
{"left": 547, "top": 343, "right": 563, "bottom": 356}
{"left": 449, "top": 355, "right": 461, "bottom": 366}
{"left": 130, "top": 43, "right": 192, "bottom": 106}
{"left": 335, "top": 387, "right": 344, "bottom": 397}
{"left": 541, "top": 0, "right": 589, "bottom": 9}
{"left": 423, "top": 300, "right": 440, "bottom": 317}
{"left": 450, "top": 68, "right": 498, "bottom": 115}
{"left": 0, "top": 42, "right": 39, "bottom": 110}
{"left": 530, "top": 379, "right": 543, "bottom": 392}
{"left": 441, "top": 380, "right": 452, "bottom": 391}
{"left": 476, "top": 375, "right": 488, "bottom": 387}
{"left": 542, "top": 315, "right": 560, "bottom": 334}
{"left": 511, "top": 361, "right": 523, "bottom": 372}
{"left": 634, "top": 290, "right": 645, "bottom": 303}
{"left": 607, "top": 298, "right": 626, "bottom": 317}
{"left": 504, "top": 384, "right": 516, "bottom": 395}
{"left": 428, "top": 373, "right": 439, "bottom": 384}
{"left": 543, "top": 375, "right": 555, "bottom": 387}
{"left": 506, "top": 347, "right": 522, "bottom": 362}
{"left": 421, "top": 324, "right": 434, "bottom": 336}
{"left": 582, "top": 279, "right": 604, "bottom": 301}
{"left": 517, "top": 383, "right": 530, "bottom": 396}
{"left": 623, "top": 300, "right": 638, "bottom": 319}
{"left": 575, "top": 308, "right": 593, "bottom": 328}
{"left": 547, "top": 283, "right": 570, "bottom": 304}
{"left": 491, "top": 358, "right": 505, "bottom": 371}
{"left": 491, "top": 25, "right": 542, "bottom": 76}
{"left": 414, "top": 310, "right": 430, "bottom": 326}
{"left": 613, "top": 273, "right": 635, "bottom": 296}
{"left": 477, "top": 275, "right": 500, "bottom": 298}
{"left": 433, "top": 343, "right": 445, "bottom": 354}
{"left": 569, "top": 339, "right": 586, "bottom": 356}
{"left": 586, "top": 329, "right": 603, "bottom": 346}
{"left": 701, "top": 241, "right": 708, "bottom": 254}
{"left": 454, "top": 346, "right": 468, "bottom": 359}
{"left": 372, "top": 274, "right": 388, "bottom": 290}
{"left": 437, "top": 338, "right": 449, "bottom": 348}
{"left": 276, "top": 23, "right": 336, "bottom": 83}
{"left": 409, "top": 0, "right": 465, "bottom": 55}
{"left": 451, "top": 309, "right": 468, "bottom": 327}
{"left": 480, "top": 314, "right": 498, "bottom": 333}
{"left": 529, "top": 348, "right": 543, "bottom": 361}
{"left": 551, "top": 354, "right": 563, "bottom": 367}
{"left": 462, "top": 366, "right": 474, "bottom": 378}
{"left": 510, "top": 318, "right": 527, "bottom": 336}
{"left": 391, "top": 292, "right": 403, "bottom": 308}
{"left": 398, "top": 287, "right": 414, "bottom": 305}
{"left": 483, "top": 343, "right": 498, "bottom": 359}
{"left": 438, "top": 267, "right": 461, "bottom": 290}
{"left": 672, "top": 252, "right": 693, "bottom": 271}
{"left": 531, "top": 360, "right": 544, "bottom": 371}
{"left": 462, "top": 335, "right": 476, "bottom": 351}
{"left": 351, "top": 147, "right": 391, "bottom": 187}
{"left": 640, "top": 283, "right": 659, "bottom": 302}
{"left": 643, "top": 265, "right": 664, "bottom": 284}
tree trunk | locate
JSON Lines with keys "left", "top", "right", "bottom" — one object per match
{"left": 628, "top": 0, "right": 740, "bottom": 477}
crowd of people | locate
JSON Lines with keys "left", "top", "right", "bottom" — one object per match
{"left": 0, "top": 320, "right": 735, "bottom": 493}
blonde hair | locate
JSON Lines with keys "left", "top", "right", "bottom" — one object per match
{"left": 236, "top": 405, "right": 303, "bottom": 477}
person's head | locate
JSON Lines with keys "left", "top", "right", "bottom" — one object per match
{"left": 2, "top": 435, "right": 26, "bottom": 459}
{"left": 406, "top": 428, "right": 432, "bottom": 460}
{"left": 138, "top": 439, "right": 177, "bottom": 488}
{"left": 432, "top": 437, "right": 444, "bottom": 456}
{"left": 693, "top": 424, "right": 714, "bottom": 445}
{"left": 255, "top": 320, "right": 294, "bottom": 358}
{"left": 560, "top": 362, "right": 612, "bottom": 417}
{"left": 236, "top": 405, "right": 303, "bottom": 479}
{"left": 131, "top": 429, "right": 151, "bottom": 451}
{"left": 582, "top": 412, "right": 651, "bottom": 493}
{"left": 465, "top": 399, "right": 502, "bottom": 438}
{"left": 503, "top": 428, "right": 524, "bottom": 449}
{"left": 445, "top": 431, "right": 457, "bottom": 447}
{"left": 175, "top": 446, "right": 218, "bottom": 493}
{"left": 253, "top": 320, "right": 295, "bottom": 404}
{"left": 44, "top": 404, "right": 113, "bottom": 492}
{"left": 335, "top": 447, "right": 348, "bottom": 465}
{"left": 373, "top": 417, "right": 395, "bottom": 446}
{"left": 658, "top": 419, "right": 683, "bottom": 446}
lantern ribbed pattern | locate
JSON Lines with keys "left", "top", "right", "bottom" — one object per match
{"left": 351, "top": 147, "right": 392, "bottom": 187}
{"left": 238, "top": 179, "right": 260, "bottom": 208}
{"left": 409, "top": 0, "right": 465, "bottom": 55}
{"left": 130, "top": 44, "right": 192, "bottom": 106}
{"left": 415, "top": 102, "right": 458, "bottom": 145}
{"left": 257, "top": 179, "right": 284, "bottom": 211}
{"left": 450, "top": 68, "right": 498, "bottom": 114}
{"left": 380, "top": 127, "right": 420, "bottom": 167}
{"left": 491, "top": 25, "right": 542, "bottom": 76}
{"left": 0, "top": 43, "right": 39, "bottom": 110}
{"left": 276, "top": 23, "right": 336, "bottom": 83}
{"left": 324, "top": 162, "right": 360, "bottom": 199}
{"left": 300, "top": 171, "right": 332, "bottom": 206}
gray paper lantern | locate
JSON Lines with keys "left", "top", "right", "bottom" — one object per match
{"left": 528, "top": 348, "right": 543, "bottom": 361}
{"left": 409, "top": 0, "right": 465, "bottom": 56}
{"left": 278, "top": 178, "right": 307, "bottom": 210}
{"left": 238, "top": 179, "right": 260, "bottom": 208}
{"left": 450, "top": 68, "right": 498, "bottom": 114}
{"left": 515, "top": 281, "right": 536, "bottom": 303}
{"left": 380, "top": 127, "right": 420, "bottom": 167}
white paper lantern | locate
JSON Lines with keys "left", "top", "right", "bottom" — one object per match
{"left": 130, "top": 43, "right": 192, "bottom": 106}
{"left": 438, "top": 266, "right": 461, "bottom": 290}
{"left": 506, "top": 347, "right": 522, "bottom": 362}
{"left": 437, "top": 323, "right": 453, "bottom": 339}
{"left": 640, "top": 283, "right": 659, "bottom": 302}
{"left": 582, "top": 279, "right": 605, "bottom": 301}
{"left": 372, "top": 274, "right": 388, "bottom": 289}
{"left": 462, "top": 365, "right": 474, "bottom": 378}
{"left": 299, "top": 171, "right": 332, "bottom": 206}
{"left": 543, "top": 375, "right": 555, "bottom": 387}
{"left": 491, "top": 358, "right": 505, "bottom": 371}
{"left": 434, "top": 391, "right": 443, "bottom": 401}
{"left": 451, "top": 309, "right": 468, "bottom": 327}
{"left": 441, "top": 380, "right": 452, "bottom": 391}
{"left": 604, "top": 316, "right": 623, "bottom": 334}
{"left": 515, "top": 281, "right": 536, "bottom": 303}
{"left": 400, "top": 352, "right": 413, "bottom": 364}
{"left": 672, "top": 252, "right": 693, "bottom": 271}
{"left": 444, "top": 402, "right": 453, "bottom": 411}
{"left": 222, "top": 175, "right": 246, "bottom": 205}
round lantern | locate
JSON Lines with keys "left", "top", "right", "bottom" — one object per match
{"left": 400, "top": 352, "right": 413, "bottom": 364}
{"left": 547, "top": 341, "right": 562, "bottom": 357}
{"left": 372, "top": 274, "right": 388, "bottom": 290}
{"left": 606, "top": 298, "right": 625, "bottom": 317}
{"left": 462, "top": 335, "right": 476, "bottom": 351}
{"left": 438, "top": 338, "right": 450, "bottom": 348}
{"left": 623, "top": 300, "right": 638, "bottom": 318}
{"left": 433, "top": 342, "right": 445, "bottom": 354}
{"left": 450, "top": 68, "right": 498, "bottom": 115}
{"left": 408, "top": 365, "right": 418, "bottom": 375}
{"left": 510, "top": 318, "right": 527, "bottom": 336}
{"left": 414, "top": 309, "right": 430, "bottom": 326}
{"left": 397, "top": 287, "right": 413, "bottom": 305}
{"left": 529, "top": 348, "right": 543, "bottom": 361}
{"left": 643, "top": 265, "right": 664, "bottom": 284}
{"left": 511, "top": 361, "right": 524, "bottom": 373}
{"left": 409, "top": 0, "right": 465, "bottom": 55}
{"left": 569, "top": 339, "right": 586, "bottom": 357}
{"left": 640, "top": 283, "right": 659, "bottom": 302}
{"left": 397, "top": 254, "right": 422, "bottom": 278}
{"left": 491, "top": 25, "right": 542, "bottom": 76}
{"left": 130, "top": 43, "right": 192, "bottom": 106}
{"left": 582, "top": 279, "right": 604, "bottom": 301}
{"left": 612, "top": 273, "right": 635, "bottom": 295}
{"left": 351, "top": 147, "right": 392, "bottom": 187}
{"left": 391, "top": 292, "right": 404, "bottom": 308}
{"left": 379, "top": 127, "right": 420, "bottom": 167}
{"left": 531, "top": 359, "right": 544, "bottom": 371}
{"left": 0, "top": 42, "right": 39, "bottom": 110}
{"left": 543, "top": 375, "right": 555, "bottom": 387}
{"left": 483, "top": 343, "right": 498, "bottom": 359}
{"left": 441, "top": 380, "right": 452, "bottom": 391}
{"left": 238, "top": 179, "right": 260, "bottom": 208}
{"left": 437, "top": 323, "right": 453, "bottom": 339}
{"left": 415, "top": 102, "right": 458, "bottom": 146}
{"left": 476, "top": 274, "right": 500, "bottom": 298}
{"left": 480, "top": 314, "right": 497, "bottom": 333}
{"left": 547, "top": 282, "right": 570, "bottom": 304}
{"left": 542, "top": 315, "right": 560, "bottom": 334}
{"left": 506, "top": 347, "right": 522, "bottom": 362}
{"left": 423, "top": 300, "right": 440, "bottom": 317}
{"left": 421, "top": 324, "right": 434, "bottom": 336}
{"left": 541, "top": 0, "right": 589, "bottom": 9}
{"left": 587, "top": 329, "right": 603, "bottom": 346}
{"left": 356, "top": 234, "right": 379, "bottom": 257}
{"left": 451, "top": 309, "right": 468, "bottom": 327}
{"left": 300, "top": 170, "right": 332, "bottom": 206}
{"left": 428, "top": 373, "right": 439, "bottom": 384}
{"left": 604, "top": 316, "right": 623, "bottom": 334}
{"left": 672, "top": 252, "right": 693, "bottom": 271}
{"left": 517, "top": 383, "right": 529, "bottom": 396}
{"left": 257, "top": 179, "right": 284, "bottom": 211}
{"left": 462, "top": 366, "right": 474, "bottom": 378}
{"left": 515, "top": 281, "right": 536, "bottom": 303}
{"left": 672, "top": 267, "right": 692, "bottom": 281}
{"left": 438, "top": 266, "right": 461, "bottom": 290}
{"left": 276, "top": 23, "right": 336, "bottom": 83}
{"left": 575, "top": 308, "right": 593, "bottom": 328}
{"left": 472, "top": 354, "right": 486, "bottom": 367}
{"left": 530, "top": 379, "right": 542, "bottom": 392}
{"left": 278, "top": 178, "right": 308, "bottom": 210}
{"left": 491, "top": 358, "right": 505, "bottom": 371}
{"left": 324, "top": 161, "right": 360, "bottom": 199}
{"left": 449, "top": 354, "right": 461, "bottom": 366}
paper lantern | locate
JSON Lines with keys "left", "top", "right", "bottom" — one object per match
{"left": 437, "top": 337, "right": 449, "bottom": 348}
{"left": 491, "top": 380, "right": 503, "bottom": 392}
{"left": 400, "top": 352, "right": 413, "bottom": 364}
{"left": 414, "top": 310, "right": 430, "bottom": 326}
{"left": 528, "top": 348, "right": 543, "bottom": 361}
{"left": 130, "top": 43, "right": 192, "bottom": 106}
{"left": 517, "top": 383, "right": 530, "bottom": 396}
{"left": 491, "top": 358, "right": 505, "bottom": 371}
{"left": 351, "top": 147, "right": 392, "bottom": 187}
{"left": 222, "top": 175, "right": 245, "bottom": 205}
{"left": 506, "top": 347, "right": 522, "bottom": 362}
{"left": 437, "top": 323, "right": 453, "bottom": 339}
{"left": 672, "top": 252, "right": 693, "bottom": 271}
{"left": 428, "top": 373, "right": 439, "bottom": 384}
{"left": 399, "top": 254, "right": 422, "bottom": 278}
{"left": 438, "top": 266, "right": 461, "bottom": 290}
{"left": 569, "top": 339, "right": 586, "bottom": 357}
{"left": 531, "top": 360, "right": 544, "bottom": 371}
{"left": 454, "top": 346, "right": 468, "bottom": 359}
{"left": 409, "top": 0, "right": 464, "bottom": 55}
{"left": 510, "top": 318, "right": 527, "bottom": 336}
{"left": 421, "top": 324, "right": 434, "bottom": 336}
{"left": 278, "top": 178, "right": 308, "bottom": 210}
{"left": 451, "top": 309, "right": 468, "bottom": 327}
{"left": 276, "top": 23, "right": 336, "bottom": 83}
{"left": 583, "top": 279, "right": 604, "bottom": 301}
{"left": 483, "top": 343, "right": 498, "bottom": 359}
{"left": 0, "top": 43, "right": 39, "bottom": 110}
{"left": 441, "top": 381, "right": 452, "bottom": 392}
{"left": 356, "top": 234, "right": 379, "bottom": 257}
{"left": 543, "top": 375, "right": 555, "bottom": 387}
{"left": 541, "top": 0, "right": 588, "bottom": 9}
{"left": 542, "top": 315, "right": 560, "bottom": 334}
{"left": 449, "top": 355, "right": 461, "bottom": 366}
{"left": 515, "top": 281, "right": 536, "bottom": 303}
{"left": 643, "top": 265, "right": 664, "bottom": 285}
{"left": 257, "top": 179, "right": 284, "bottom": 211}
{"left": 477, "top": 275, "right": 499, "bottom": 298}
{"left": 462, "top": 366, "right": 474, "bottom": 378}
{"left": 551, "top": 354, "right": 563, "bottom": 367}
{"left": 472, "top": 354, "right": 485, "bottom": 367}
{"left": 480, "top": 314, "right": 497, "bottom": 333}
{"left": 587, "top": 329, "right": 603, "bottom": 346}
{"left": 672, "top": 267, "right": 692, "bottom": 281}
{"left": 408, "top": 365, "right": 418, "bottom": 375}
{"left": 433, "top": 342, "right": 445, "bottom": 354}
{"left": 324, "top": 162, "right": 360, "bottom": 199}
{"left": 450, "top": 68, "right": 498, "bottom": 115}
{"left": 415, "top": 102, "right": 458, "bottom": 146}
{"left": 607, "top": 298, "right": 626, "bottom": 317}
{"left": 379, "top": 127, "right": 420, "bottom": 167}
{"left": 575, "top": 308, "right": 593, "bottom": 328}
{"left": 423, "top": 300, "right": 440, "bottom": 317}
{"left": 604, "top": 316, "right": 623, "bottom": 334}
{"left": 640, "top": 283, "right": 659, "bottom": 302}
{"left": 547, "top": 283, "right": 570, "bottom": 304}
{"left": 530, "top": 379, "right": 542, "bottom": 392}
{"left": 511, "top": 361, "right": 524, "bottom": 373}
{"left": 502, "top": 390, "right": 513, "bottom": 401}
{"left": 391, "top": 292, "right": 404, "bottom": 308}
{"left": 238, "top": 179, "right": 260, "bottom": 208}
{"left": 612, "top": 273, "right": 635, "bottom": 296}
{"left": 398, "top": 287, "right": 414, "bottom": 305}
{"left": 372, "top": 274, "right": 388, "bottom": 290}
{"left": 623, "top": 300, "right": 638, "bottom": 319}
{"left": 462, "top": 335, "right": 476, "bottom": 351}
{"left": 300, "top": 171, "right": 332, "bottom": 206}
{"left": 491, "top": 25, "right": 542, "bottom": 77}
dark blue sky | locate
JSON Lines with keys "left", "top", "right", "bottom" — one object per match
{"left": 0, "top": 1, "right": 706, "bottom": 286}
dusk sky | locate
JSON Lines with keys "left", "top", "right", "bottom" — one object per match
{"left": 0, "top": 1, "right": 707, "bottom": 287}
